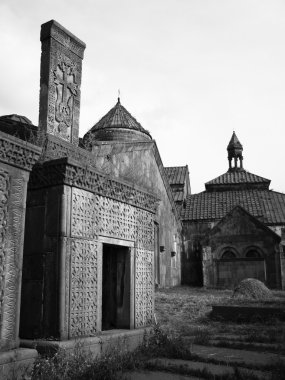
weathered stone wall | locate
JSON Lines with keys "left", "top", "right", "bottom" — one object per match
{"left": 91, "top": 141, "right": 182, "bottom": 287}
{"left": 21, "top": 157, "right": 156, "bottom": 340}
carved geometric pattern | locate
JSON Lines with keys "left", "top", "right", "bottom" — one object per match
{"left": 69, "top": 239, "right": 99, "bottom": 337}
{"left": 136, "top": 209, "right": 154, "bottom": 250}
{"left": 0, "top": 170, "right": 9, "bottom": 342}
{"left": 96, "top": 196, "right": 137, "bottom": 241}
{"left": 30, "top": 158, "right": 159, "bottom": 214}
{"left": 0, "top": 134, "right": 41, "bottom": 171}
{"left": 71, "top": 189, "right": 96, "bottom": 238}
{"left": 50, "top": 24, "right": 85, "bottom": 58}
{"left": 135, "top": 247, "right": 154, "bottom": 328}
{"left": 2, "top": 178, "right": 24, "bottom": 344}
{"left": 69, "top": 188, "right": 155, "bottom": 335}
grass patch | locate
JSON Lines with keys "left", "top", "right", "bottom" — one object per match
{"left": 30, "top": 323, "right": 194, "bottom": 380}
{"left": 155, "top": 286, "right": 285, "bottom": 353}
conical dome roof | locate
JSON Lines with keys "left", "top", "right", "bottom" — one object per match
{"left": 227, "top": 131, "right": 243, "bottom": 150}
{"left": 85, "top": 98, "right": 152, "bottom": 143}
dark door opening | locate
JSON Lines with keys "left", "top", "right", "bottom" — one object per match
{"left": 102, "top": 244, "right": 130, "bottom": 330}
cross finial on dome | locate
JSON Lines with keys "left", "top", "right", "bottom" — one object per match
{"left": 118, "top": 89, "right": 120, "bottom": 104}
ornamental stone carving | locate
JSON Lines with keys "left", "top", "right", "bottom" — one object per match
{"left": 29, "top": 158, "right": 159, "bottom": 214}
{"left": 0, "top": 133, "right": 41, "bottom": 172}
{"left": 69, "top": 239, "right": 100, "bottom": 337}
{"left": 53, "top": 56, "right": 79, "bottom": 141}
{"left": 39, "top": 20, "right": 86, "bottom": 145}
{"left": 0, "top": 170, "right": 10, "bottom": 348}
{"left": 68, "top": 187, "right": 155, "bottom": 335}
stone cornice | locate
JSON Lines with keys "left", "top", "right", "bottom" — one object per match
{"left": 29, "top": 157, "right": 159, "bottom": 214}
{"left": 40, "top": 134, "right": 96, "bottom": 165}
{"left": 0, "top": 131, "right": 42, "bottom": 171}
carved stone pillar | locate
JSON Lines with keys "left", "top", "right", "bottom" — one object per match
{"left": 39, "top": 20, "right": 86, "bottom": 145}
{"left": 0, "top": 132, "right": 41, "bottom": 378}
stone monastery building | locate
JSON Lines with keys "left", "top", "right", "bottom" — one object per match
{"left": 0, "top": 19, "right": 284, "bottom": 377}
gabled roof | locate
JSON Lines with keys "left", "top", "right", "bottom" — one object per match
{"left": 88, "top": 98, "right": 151, "bottom": 138}
{"left": 182, "top": 189, "right": 285, "bottom": 225}
{"left": 209, "top": 205, "right": 281, "bottom": 241}
{"left": 164, "top": 166, "right": 188, "bottom": 185}
{"left": 205, "top": 170, "right": 270, "bottom": 191}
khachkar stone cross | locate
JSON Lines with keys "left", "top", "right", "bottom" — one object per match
{"left": 39, "top": 20, "right": 86, "bottom": 145}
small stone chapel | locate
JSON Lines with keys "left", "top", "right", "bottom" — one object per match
{"left": 182, "top": 132, "right": 285, "bottom": 289}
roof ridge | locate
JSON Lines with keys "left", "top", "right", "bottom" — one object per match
{"left": 206, "top": 169, "right": 270, "bottom": 185}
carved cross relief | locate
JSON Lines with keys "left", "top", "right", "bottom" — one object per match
{"left": 54, "top": 60, "right": 78, "bottom": 141}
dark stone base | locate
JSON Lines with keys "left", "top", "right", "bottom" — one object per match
{"left": 21, "top": 328, "right": 150, "bottom": 357}
{"left": 211, "top": 305, "right": 285, "bottom": 321}
{"left": 0, "top": 348, "right": 38, "bottom": 380}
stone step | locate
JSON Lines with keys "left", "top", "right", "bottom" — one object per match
{"left": 208, "top": 339, "right": 282, "bottom": 353}
{"left": 190, "top": 344, "right": 285, "bottom": 367}
{"left": 147, "top": 358, "right": 270, "bottom": 379}
{"left": 126, "top": 370, "right": 202, "bottom": 380}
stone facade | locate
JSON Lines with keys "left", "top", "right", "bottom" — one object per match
{"left": 20, "top": 155, "right": 157, "bottom": 340}
{"left": 203, "top": 206, "right": 281, "bottom": 288}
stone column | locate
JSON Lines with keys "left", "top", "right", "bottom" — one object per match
{"left": 39, "top": 20, "right": 86, "bottom": 145}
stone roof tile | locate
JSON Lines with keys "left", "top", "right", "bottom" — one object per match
{"left": 164, "top": 166, "right": 188, "bottom": 185}
{"left": 182, "top": 189, "right": 285, "bottom": 224}
{"left": 206, "top": 170, "right": 270, "bottom": 187}
{"left": 89, "top": 98, "right": 151, "bottom": 138}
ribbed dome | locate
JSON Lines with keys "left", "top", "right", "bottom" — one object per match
{"left": 0, "top": 114, "right": 32, "bottom": 125}
{"left": 84, "top": 98, "right": 152, "bottom": 143}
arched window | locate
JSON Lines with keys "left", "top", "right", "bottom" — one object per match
{"left": 245, "top": 249, "right": 260, "bottom": 258}
{"left": 221, "top": 250, "right": 236, "bottom": 259}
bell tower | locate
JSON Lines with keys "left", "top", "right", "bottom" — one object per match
{"left": 227, "top": 131, "right": 243, "bottom": 171}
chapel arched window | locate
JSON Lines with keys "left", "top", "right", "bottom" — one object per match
{"left": 245, "top": 249, "right": 260, "bottom": 258}
{"left": 221, "top": 250, "right": 236, "bottom": 259}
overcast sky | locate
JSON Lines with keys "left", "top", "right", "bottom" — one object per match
{"left": 1, "top": 0, "right": 285, "bottom": 194}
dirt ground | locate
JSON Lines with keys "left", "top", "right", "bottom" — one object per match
{"left": 154, "top": 286, "right": 285, "bottom": 354}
